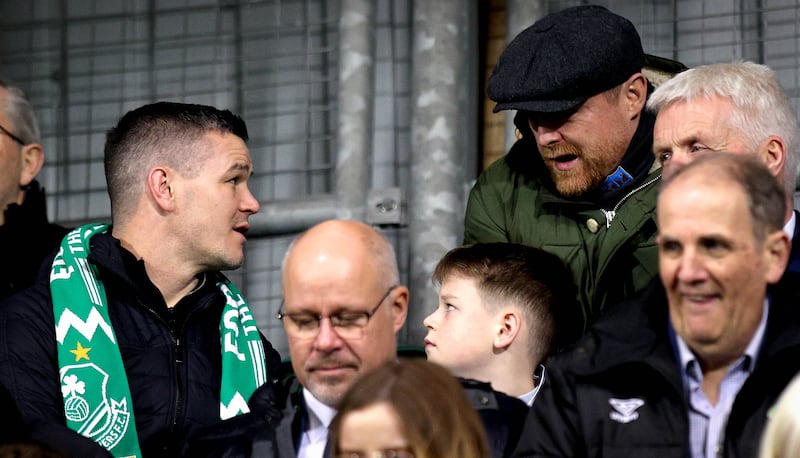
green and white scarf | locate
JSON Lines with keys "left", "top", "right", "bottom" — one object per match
{"left": 52, "top": 223, "right": 268, "bottom": 458}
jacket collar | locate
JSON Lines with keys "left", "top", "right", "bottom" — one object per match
{"left": 3, "top": 180, "right": 49, "bottom": 228}
{"left": 568, "top": 278, "right": 800, "bottom": 380}
{"left": 86, "top": 231, "right": 222, "bottom": 315}
{"left": 87, "top": 232, "right": 166, "bottom": 303}
{"left": 786, "top": 210, "right": 800, "bottom": 274}
{"left": 760, "top": 278, "right": 800, "bottom": 361}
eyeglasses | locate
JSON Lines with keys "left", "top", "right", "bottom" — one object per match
{"left": 0, "top": 123, "right": 25, "bottom": 146}
{"left": 335, "top": 449, "right": 414, "bottom": 458}
{"left": 278, "top": 285, "right": 398, "bottom": 340}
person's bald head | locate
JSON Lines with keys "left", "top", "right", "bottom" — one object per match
{"left": 283, "top": 220, "right": 400, "bottom": 287}
{"left": 280, "top": 220, "right": 408, "bottom": 406}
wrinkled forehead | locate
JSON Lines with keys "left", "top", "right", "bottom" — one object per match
{"left": 657, "top": 174, "right": 753, "bottom": 234}
{"left": 282, "top": 282, "right": 384, "bottom": 314}
{"left": 659, "top": 162, "right": 735, "bottom": 200}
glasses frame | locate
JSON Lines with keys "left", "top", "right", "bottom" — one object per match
{"left": 0, "top": 123, "right": 25, "bottom": 146}
{"left": 277, "top": 285, "right": 399, "bottom": 338}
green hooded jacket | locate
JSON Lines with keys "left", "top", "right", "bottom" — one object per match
{"left": 464, "top": 111, "right": 661, "bottom": 333}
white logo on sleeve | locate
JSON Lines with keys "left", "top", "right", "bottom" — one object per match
{"left": 609, "top": 398, "right": 645, "bottom": 423}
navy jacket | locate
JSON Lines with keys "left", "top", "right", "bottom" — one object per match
{"left": 461, "top": 378, "right": 529, "bottom": 458}
{"left": 786, "top": 209, "right": 800, "bottom": 274}
{"left": 0, "top": 232, "right": 281, "bottom": 457}
{"left": 183, "top": 372, "right": 529, "bottom": 458}
{"left": 513, "top": 279, "right": 800, "bottom": 457}
{"left": 182, "top": 376, "right": 307, "bottom": 458}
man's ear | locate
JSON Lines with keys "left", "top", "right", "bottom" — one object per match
{"left": 494, "top": 311, "right": 521, "bottom": 351}
{"left": 389, "top": 285, "right": 409, "bottom": 332}
{"left": 147, "top": 167, "right": 176, "bottom": 212}
{"left": 19, "top": 143, "right": 44, "bottom": 187}
{"left": 764, "top": 230, "right": 791, "bottom": 284}
{"left": 759, "top": 136, "right": 786, "bottom": 180}
{"left": 623, "top": 72, "right": 647, "bottom": 118}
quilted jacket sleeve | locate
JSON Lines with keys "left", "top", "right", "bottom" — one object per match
{"left": 464, "top": 157, "right": 517, "bottom": 245}
{"left": 0, "top": 284, "right": 64, "bottom": 424}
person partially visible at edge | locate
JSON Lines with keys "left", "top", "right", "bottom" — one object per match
{"left": 424, "top": 242, "right": 579, "bottom": 457}
{"left": 182, "top": 219, "right": 409, "bottom": 458}
{"left": 648, "top": 61, "right": 800, "bottom": 275}
{"left": 329, "top": 359, "right": 491, "bottom": 458}
{"left": 758, "top": 373, "right": 800, "bottom": 458}
{"left": 0, "top": 102, "right": 281, "bottom": 457}
{"left": 0, "top": 79, "right": 68, "bottom": 299}
{"left": 464, "top": 5, "right": 679, "bottom": 332}
{"left": 513, "top": 153, "right": 800, "bottom": 457}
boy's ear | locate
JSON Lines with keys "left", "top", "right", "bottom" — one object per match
{"left": 494, "top": 311, "right": 521, "bottom": 350}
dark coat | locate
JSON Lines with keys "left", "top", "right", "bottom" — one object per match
{"left": 0, "top": 180, "right": 68, "bottom": 300}
{"left": 0, "top": 232, "right": 281, "bottom": 457}
{"left": 0, "top": 381, "right": 111, "bottom": 457}
{"left": 181, "top": 376, "right": 304, "bottom": 458}
{"left": 786, "top": 209, "right": 800, "bottom": 274}
{"left": 183, "top": 372, "right": 529, "bottom": 458}
{"left": 461, "top": 378, "right": 529, "bottom": 458}
{"left": 513, "top": 280, "right": 800, "bottom": 458}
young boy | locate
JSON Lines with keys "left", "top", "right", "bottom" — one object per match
{"left": 424, "top": 242, "right": 579, "bottom": 406}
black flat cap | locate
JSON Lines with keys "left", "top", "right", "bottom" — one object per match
{"left": 488, "top": 5, "right": 645, "bottom": 113}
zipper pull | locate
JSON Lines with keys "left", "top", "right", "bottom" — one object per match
{"left": 175, "top": 337, "right": 183, "bottom": 364}
{"left": 603, "top": 209, "right": 616, "bottom": 228}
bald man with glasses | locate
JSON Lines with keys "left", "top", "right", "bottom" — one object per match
{"left": 183, "top": 219, "right": 409, "bottom": 458}
{"left": 277, "top": 285, "right": 399, "bottom": 343}
{"left": 275, "top": 220, "right": 408, "bottom": 458}
{"left": 0, "top": 79, "right": 67, "bottom": 299}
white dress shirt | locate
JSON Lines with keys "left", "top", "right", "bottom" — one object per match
{"left": 297, "top": 389, "right": 337, "bottom": 458}
{"left": 784, "top": 210, "right": 796, "bottom": 241}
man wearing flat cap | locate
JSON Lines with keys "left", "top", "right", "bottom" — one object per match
{"left": 464, "top": 5, "right": 669, "bottom": 335}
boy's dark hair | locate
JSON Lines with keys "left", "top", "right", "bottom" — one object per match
{"left": 433, "top": 242, "right": 580, "bottom": 363}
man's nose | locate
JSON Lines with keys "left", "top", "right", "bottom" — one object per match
{"left": 312, "top": 318, "right": 344, "bottom": 351}
{"left": 676, "top": 249, "right": 708, "bottom": 283}
{"left": 533, "top": 123, "right": 564, "bottom": 146}
{"left": 240, "top": 184, "right": 260, "bottom": 214}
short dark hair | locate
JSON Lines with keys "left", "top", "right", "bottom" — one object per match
{"left": 660, "top": 152, "right": 786, "bottom": 242}
{"left": 104, "top": 101, "right": 248, "bottom": 223}
{"left": 432, "top": 242, "right": 580, "bottom": 362}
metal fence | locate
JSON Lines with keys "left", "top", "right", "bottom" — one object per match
{"left": 3, "top": 0, "right": 800, "bottom": 355}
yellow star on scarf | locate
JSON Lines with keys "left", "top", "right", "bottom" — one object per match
{"left": 70, "top": 342, "right": 91, "bottom": 362}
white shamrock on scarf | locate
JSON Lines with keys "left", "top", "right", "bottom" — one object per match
{"left": 61, "top": 374, "right": 86, "bottom": 397}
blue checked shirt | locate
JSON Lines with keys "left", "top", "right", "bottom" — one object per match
{"left": 674, "top": 300, "right": 768, "bottom": 458}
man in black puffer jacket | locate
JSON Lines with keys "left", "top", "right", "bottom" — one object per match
{"left": 0, "top": 102, "right": 280, "bottom": 457}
